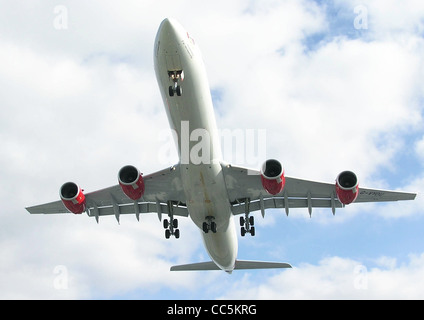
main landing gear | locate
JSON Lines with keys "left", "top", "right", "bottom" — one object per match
{"left": 202, "top": 216, "right": 217, "bottom": 234}
{"left": 163, "top": 218, "right": 179, "bottom": 239}
{"left": 163, "top": 201, "right": 180, "bottom": 239}
{"left": 240, "top": 198, "right": 255, "bottom": 237}
{"left": 168, "top": 70, "right": 183, "bottom": 97}
{"left": 240, "top": 215, "right": 255, "bottom": 237}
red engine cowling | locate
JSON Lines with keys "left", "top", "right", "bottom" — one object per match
{"left": 60, "top": 182, "right": 86, "bottom": 214}
{"left": 118, "top": 165, "right": 145, "bottom": 201}
{"left": 336, "top": 171, "right": 359, "bottom": 205}
{"left": 261, "top": 159, "right": 285, "bottom": 195}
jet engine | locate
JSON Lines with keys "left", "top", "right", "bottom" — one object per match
{"left": 336, "top": 171, "right": 359, "bottom": 205}
{"left": 261, "top": 159, "right": 285, "bottom": 195}
{"left": 118, "top": 165, "right": 145, "bottom": 200}
{"left": 60, "top": 182, "right": 86, "bottom": 214}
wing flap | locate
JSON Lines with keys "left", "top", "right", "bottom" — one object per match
{"left": 231, "top": 197, "right": 343, "bottom": 215}
{"left": 87, "top": 201, "right": 189, "bottom": 218}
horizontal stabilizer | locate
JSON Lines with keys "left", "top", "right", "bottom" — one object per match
{"left": 170, "top": 260, "right": 292, "bottom": 271}
{"left": 235, "top": 260, "right": 292, "bottom": 270}
{"left": 170, "top": 261, "right": 220, "bottom": 271}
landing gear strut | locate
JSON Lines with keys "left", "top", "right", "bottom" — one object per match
{"left": 168, "top": 70, "right": 183, "bottom": 97}
{"left": 202, "top": 216, "right": 217, "bottom": 234}
{"left": 240, "top": 198, "right": 255, "bottom": 237}
{"left": 163, "top": 201, "right": 180, "bottom": 239}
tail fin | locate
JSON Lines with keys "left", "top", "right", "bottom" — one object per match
{"left": 170, "top": 260, "right": 292, "bottom": 271}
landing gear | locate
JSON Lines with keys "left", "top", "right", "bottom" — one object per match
{"left": 164, "top": 218, "right": 180, "bottom": 239}
{"left": 168, "top": 70, "right": 183, "bottom": 97}
{"left": 163, "top": 201, "right": 180, "bottom": 239}
{"left": 240, "top": 216, "right": 255, "bottom": 236}
{"left": 202, "top": 216, "right": 217, "bottom": 234}
{"left": 240, "top": 198, "right": 255, "bottom": 237}
{"left": 168, "top": 85, "right": 182, "bottom": 97}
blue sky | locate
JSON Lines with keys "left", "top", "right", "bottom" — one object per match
{"left": 1, "top": 0, "right": 424, "bottom": 299}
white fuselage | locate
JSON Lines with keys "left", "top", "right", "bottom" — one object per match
{"left": 154, "top": 18, "right": 237, "bottom": 272}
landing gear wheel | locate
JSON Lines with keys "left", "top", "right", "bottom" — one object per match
{"left": 165, "top": 229, "right": 171, "bottom": 239}
{"left": 241, "top": 227, "right": 246, "bottom": 237}
{"left": 202, "top": 222, "right": 209, "bottom": 233}
{"left": 250, "top": 226, "right": 255, "bottom": 237}
{"left": 249, "top": 216, "right": 255, "bottom": 226}
{"left": 163, "top": 219, "right": 169, "bottom": 229}
{"left": 174, "top": 229, "right": 180, "bottom": 239}
{"left": 240, "top": 217, "right": 245, "bottom": 227}
{"left": 173, "top": 219, "right": 178, "bottom": 229}
{"left": 168, "top": 70, "right": 183, "bottom": 97}
{"left": 202, "top": 217, "right": 217, "bottom": 234}
{"left": 210, "top": 221, "right": 217, "bottom": 233}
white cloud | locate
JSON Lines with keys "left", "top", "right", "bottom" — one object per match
{"left": 416, "top": 137, "right": 424, "bottom": 161}
{"left": 330, "top": 0, "right": 424, "bottom": 37}
{"left": 218, "top": 253, "right": 424, "bottom": 299}
{"left": 372, "top": 174, "right": 424, "bottom": 219}
{"left": 201, "top": 2, "right": 424, "bottom": 183}
{"left": 0, "top": 212, "right": 209, "bottom": 299}
{"left": 363, "top": 0, "right": 424, "bottom": 37}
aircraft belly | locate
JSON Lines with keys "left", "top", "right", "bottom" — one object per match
{"left": 201, "top": 217, "right": 237, "bottom": 271}
{"left": 181, "top": 163, "right": 237, "bottom": 270}
{"left": 181, "top": 163, "right": 231, "bottom": 228}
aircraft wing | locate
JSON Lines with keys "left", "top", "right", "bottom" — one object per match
{"left": 26, "top": 165, "right": 188, "bottom": 222}
{"left": 221, "top": 163, "right": 417, "bottom": 216}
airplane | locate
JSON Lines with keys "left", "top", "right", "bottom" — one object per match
{"left": 26, "top": 18, "right": 417, "bottom": 273}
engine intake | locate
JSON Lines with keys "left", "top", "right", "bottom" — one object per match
{"left": 60, "top": 182, "right": 86, "bottom": 214}
{"left": 261, "top": 159, "right": 285, "bottom": 195}
{"left": 118, "top": 165, "right": 145, "bottom": 200}
{"left": 336, "top": 171, "right": 359, "bottom": 205}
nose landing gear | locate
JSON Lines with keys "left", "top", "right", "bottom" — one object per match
{"left": 168, "top": 70, "right": 183, "bottom": 97}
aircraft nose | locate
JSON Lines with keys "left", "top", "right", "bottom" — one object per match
{"left": 159, "top": 18, "right": 172, "bottom": 32}
{"left": 160, "top": 18, "right": 175, "bottom": 29}
{"left": 154, "top": 18, "right": 190, "bottom": 71}
{"left": 158, "top": 18, "right": 180, "bottom": 40}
